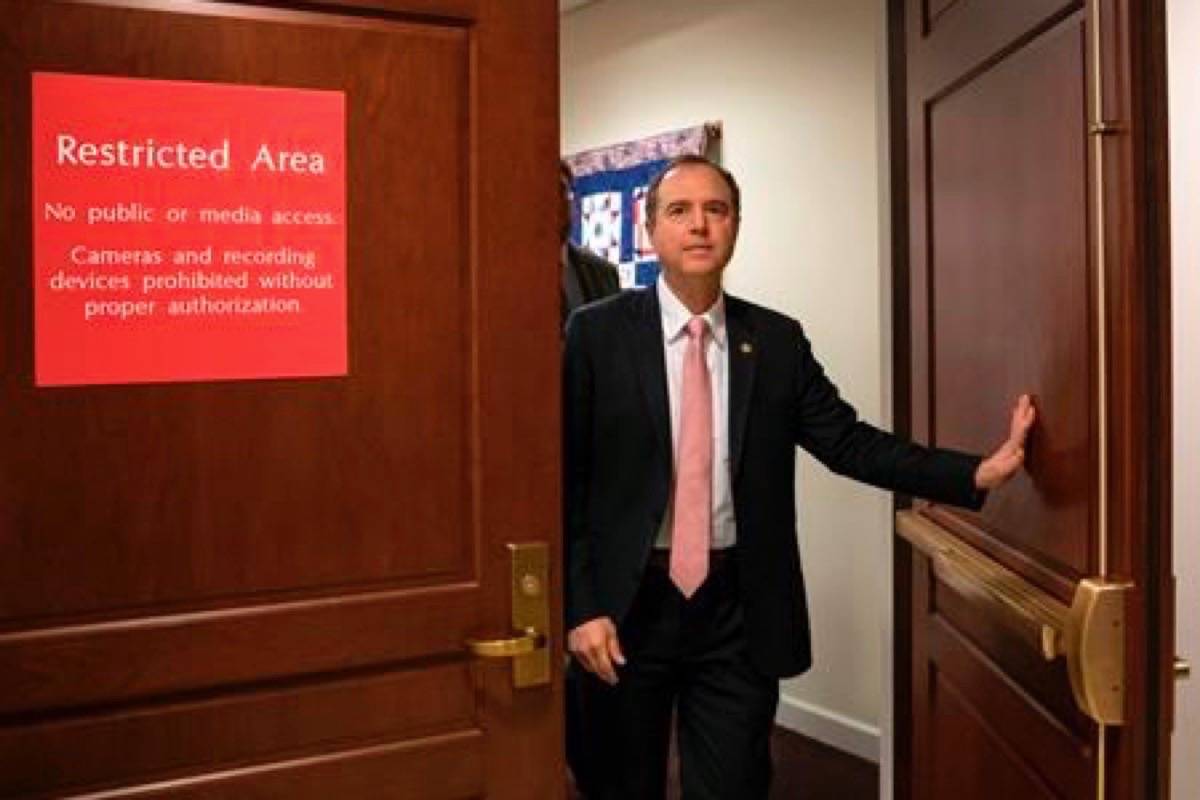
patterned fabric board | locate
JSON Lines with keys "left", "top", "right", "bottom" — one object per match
{"left": 566, "top": 123, "right": 719, "bottom": 288}
{"left": 573, "top": 159, "right": 666, "bottom": 289}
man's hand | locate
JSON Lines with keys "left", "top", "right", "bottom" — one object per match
{"left": 975, "top": 394, "right": 1037, "bottom": 490}
{"left": 567, "top": 617, "right": 626, "bottom": 685}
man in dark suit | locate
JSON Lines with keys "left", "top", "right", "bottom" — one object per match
{"left": 561, "top": 159, "right": 620, "bottom": 327}
{"left": 563, "top": 155, "right": 1034, "bottom": 799}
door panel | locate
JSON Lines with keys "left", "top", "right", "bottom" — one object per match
{"left": 0, "top": 1, "right": 561, "bottom": 797}
{"left": 928, "top": 579, "right": 1093, "bottom": 798}
{"left": 3, "top": 664, "right": 475, "bottom": 796}
{"left": 57, "top": 733, "right": 486, "bottom": 799}
{"left": 928, "top": 17, "right": 1093, "bottom": 584}
{"left": 898, "top": 0, "right": 1170, "bottom": 796}
{"left": 929, "top": 671, "right": 1063, "bottom": 799}
{"left": 2, "top": 7, "right": 472, "bottom": 619}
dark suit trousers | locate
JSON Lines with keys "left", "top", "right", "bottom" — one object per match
{"left": 577, "top": 552, "right": 779, "bottom": 800}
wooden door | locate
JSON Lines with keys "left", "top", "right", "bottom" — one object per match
{"left": 893, "top": 0, "right": 1172, "bottom": 797}
{"left": 0, "top": 1, "right": 562, "bottom": 797}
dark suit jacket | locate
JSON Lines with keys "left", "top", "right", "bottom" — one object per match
{"left": 563, "top": 287, "right": 985, "bottom": 678}
{"left": 564, "top": 243, "right": 621, "bottom": 320}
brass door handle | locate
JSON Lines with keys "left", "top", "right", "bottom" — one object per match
{"left": 468, "top": 542, "right": 551, "bottom": 688}
{"left": 1177, "top": 658, "right": 1192, "bottom": 680}
{"left": 466, "top": 627, "right": 546, "bottom": 658}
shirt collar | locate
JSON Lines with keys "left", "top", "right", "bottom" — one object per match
{"left": 657, "top": 276, "right": 727, "bottom": 349}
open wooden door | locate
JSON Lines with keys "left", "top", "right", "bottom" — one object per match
{"left": 0, "top": 1, "right": 562, "bottom": 797}
{"left": 893, "top": 0, "right": 1173, "bottom": 797}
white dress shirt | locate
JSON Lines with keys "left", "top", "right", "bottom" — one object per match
{"left": 654, "top": 278, "right": 737, "bottom": 549}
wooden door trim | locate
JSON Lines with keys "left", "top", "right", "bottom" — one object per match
{"left": 886, "top": 1, "right": 912, "bottom": 797}
{"left": 0, "top": 585, "right": 479, "bottom": 714}
{"left": 65, "top": 0, "right": 482, "bottom": 25}
{"left": 1093, "top": 0, "right": 1172, "bottom": 795}
{"left": 1126, "top": 0, "right": 1173, "bottom": 793}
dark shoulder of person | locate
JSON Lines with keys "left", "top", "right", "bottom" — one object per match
{"left": 569, "top": 243, "right": 620, "bottom": 298}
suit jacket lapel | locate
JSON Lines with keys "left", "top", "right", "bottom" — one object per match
{"left": 725, "top": 295, "right": 757, "bottom": 480}
{"left": 625, "top": 289, "right": 672, "bottom": 477}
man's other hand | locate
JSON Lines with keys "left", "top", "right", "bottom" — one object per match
{"left": 975, "top": 394, "right": 1037, "bottom": 490}
{"left": 567, "top": 617, "right": 626, "bottom": 685}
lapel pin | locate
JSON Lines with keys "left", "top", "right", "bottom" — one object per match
{"left": 740, "top": 342, "right": 753, "bottom": 355}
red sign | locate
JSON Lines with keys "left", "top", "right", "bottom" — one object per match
{"left": 33, "top": 72, "right": 346, "bottom": 386}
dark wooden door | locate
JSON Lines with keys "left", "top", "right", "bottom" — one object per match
{"left": 0, "top": 1, "right": 562, "bottom": 797}
{"left": 894, "top": 0, "right": 1172, "bottom": 797}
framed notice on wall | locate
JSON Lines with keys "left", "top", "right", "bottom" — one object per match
{"left": 32, "top": 72, "right": 347, "bottom": 387}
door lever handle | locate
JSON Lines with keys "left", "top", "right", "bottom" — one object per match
{"left": 466, "top": 627, "right": 546, "bottom": 658}
{"left": 1177, "top": 657, "right": 1192, "bottom": 680}
{"left": 466, "top": 543, "right": 551, "bottom": 688}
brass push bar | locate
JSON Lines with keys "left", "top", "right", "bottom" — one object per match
{"left": 896, "top": 511, "right": 1129, "bottom": 725}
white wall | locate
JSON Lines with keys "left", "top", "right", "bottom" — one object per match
{"left": 561, "top": 0, "right": 890, "bottom": 765}
{"left": 1167, "top": 1, "right": 1199, "bottom": 796}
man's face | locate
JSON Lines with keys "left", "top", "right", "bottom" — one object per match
{"left": 648, "top": 163, "right": 739, "bottom": 283}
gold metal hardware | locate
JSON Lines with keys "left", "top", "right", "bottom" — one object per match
{"left": 466, "top": 627, "right": 546, "bottom": 658}
{"left": 464, "top": 542, "right": 550, "bottom": 688}
{"left": 1088, "top": 121, "right": 1124, "bottom": 136}
{"left": 1088, "top": 0, "right": 1111, "bottom": 583}
{"left": 1065, "top": 579, "right": 1131, "bottom": 725}
{"left": 1177, "top": 657, "right": 1192, "bottom": 680}
{"left": 1087, "top": 1, "right": 1117, "bottom": 791}
{"left": 896, "top": 512, "right": 1069, "bottom": 659}
{"left": 896, "top": 512, "right": 1132, "bottom": 726}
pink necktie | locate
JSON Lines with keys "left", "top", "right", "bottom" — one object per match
{"left": 670, "top": 316, "right": 713, "bottom": 598}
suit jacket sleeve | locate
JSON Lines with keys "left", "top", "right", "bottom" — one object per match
{"left": 792, "top": 325, "right": 986, "bottom": 509}
{"left": 562, "top": 311, "right": 602, "bottom": 628}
